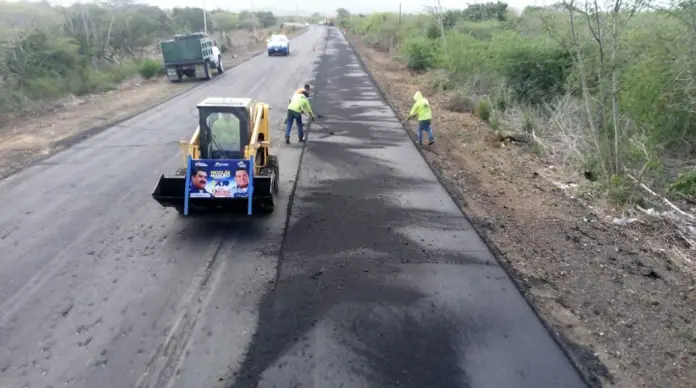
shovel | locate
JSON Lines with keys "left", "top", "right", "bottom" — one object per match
{"left": 304, "top": 113, "right": 334, "bottom": 134}
{"left": 283, "top": 113, "right": 334, "bottom": 135}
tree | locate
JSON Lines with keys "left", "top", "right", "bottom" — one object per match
{"left": 337, "top": 8, "right": 350, "bottom": 20}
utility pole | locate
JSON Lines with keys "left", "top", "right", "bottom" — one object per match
{"left": 434, "top": 0, "right": 448, "bottom": 60}
{"left": 398, "top": 2, "right": 402, "bottom": 27}
{"left": 249, "top": 0, "right": 257, "bottom": 38}
{"left": 202, "top": 0, "right": 207, "bottom": 34}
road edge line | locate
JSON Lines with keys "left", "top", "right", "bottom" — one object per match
{"left": 342, "top": 29, "right": 599, "bottom": 388}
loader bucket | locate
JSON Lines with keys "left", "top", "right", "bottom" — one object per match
{"left": 152, "top": 174, "right": 187, "bottom": 209}
{"left": 175, "top": 156, "right": 255, "bottom": 216}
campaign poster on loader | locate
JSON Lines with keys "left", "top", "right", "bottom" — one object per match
{"left": 188, "top": 159, "right": 251, "bottom": 198}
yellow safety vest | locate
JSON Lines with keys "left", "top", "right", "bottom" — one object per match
{"left": 288, "top": 93, "right": 313, "bottom": 116}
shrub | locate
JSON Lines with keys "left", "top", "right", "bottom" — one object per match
{"left": 138, "top": 58, "right": 163, "bottom": 80}
{"left": 494, "top": 39, "right": 572, "bottom": 105}
{"left": 425, "top": 69, "right": 456, "bottom": 92}
{"left": 475, "top": 98, "right": 492, "bottom": 122}
{"left": 490, "top": 110, "right": 501, "bottom": 132}
{"left": 403, "top": 36, "right": 440, "bottom": 71}
{"left": 445, "top": 89, "right": 475, "bottom": 113}
{"left": 670, "top": 169, "right": 696, "bottom": 198}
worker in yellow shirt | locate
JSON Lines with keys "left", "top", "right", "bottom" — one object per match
{"left": 403, "top": 90, "right": 435, "bottom": 146}
{"left": 296, "top": 83, "right": 310, "bottom": 96}
{"left": 285, "top": 88, "right": 315, "bottom": 144}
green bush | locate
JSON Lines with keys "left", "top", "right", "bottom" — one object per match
{"left": 669, "top": 169, "right": 696, "bottom": 198}
{"left": 403, "top": 36, "right": 440, "bottom": 71}
{"left": 475, "top": 98, "right": 492, "bottom": 122}
{"left": 110, "top": 61, "right": 139, "bottom": 83}
{"left": 494, "top": 39, "right": 572, "bottom": 105}
{"left": 138, "top": 58, "right": 164, "bottom": 80}
{"left": 490, "top": 110, "right": 501, "bottom": 131}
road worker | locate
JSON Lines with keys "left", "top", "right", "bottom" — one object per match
{"left": 403, "top": 90, "right": 435, "bottom": 146}
{"left": 296, "top": 83, "right": 310, "bottom": 95}
{"left": 285, "top": 83, "right": 311, "bottom": 119}
{"left": 285, "top": 88, "right": 315, "bottom": 144}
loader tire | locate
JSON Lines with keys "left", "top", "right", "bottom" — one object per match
{"left": 268, "top": 155, "right": 279, "bottom": 193}
{"left": 256, "top": 197, "right": 274, "bottom": 214}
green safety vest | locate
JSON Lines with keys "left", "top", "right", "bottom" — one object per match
{"left": 288, "top": 93, "right": 313, "bottom": 116}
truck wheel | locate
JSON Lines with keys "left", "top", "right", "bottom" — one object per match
{"left": 204, "top": 62, "right": 211, "bottom": 80}
{"left": 217, "top": 56, "right": 224, "bottom": 74}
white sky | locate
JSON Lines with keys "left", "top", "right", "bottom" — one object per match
{"left": 9, "top": 0, "right": 544, "bottom": 16}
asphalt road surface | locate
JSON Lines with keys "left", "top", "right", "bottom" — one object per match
{"left": 0, "top": 26, "right": 588, "bottom": 388}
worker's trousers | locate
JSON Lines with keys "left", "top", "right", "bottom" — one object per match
{"left": 285, "top": 109, "right": 304, "bottom": 139}
{"left": 418, "top": 119, "right": 434, "bottom": 144}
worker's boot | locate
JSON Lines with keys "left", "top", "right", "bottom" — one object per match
{"left": 285, "top": 136, "right": 290, "bottom": 144}
{"left": 298, "top": 136, "right": 305, "bottom": 142}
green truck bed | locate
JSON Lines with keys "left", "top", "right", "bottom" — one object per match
{"left": 160, "top": 34, "right": 213, "bottom": 64}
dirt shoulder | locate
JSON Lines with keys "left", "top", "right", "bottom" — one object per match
{"left": 0, "top": 27, "right": 307, "bottom": 179}
{"left": 347, "top": 35, "right": 696, "bottom": 388}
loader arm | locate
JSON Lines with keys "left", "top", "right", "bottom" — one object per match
{"left": 179, "top": 126, "right": 201, "bottom": 169}
{"left": 245, "top": 102, "right": 271, "bottom": 174}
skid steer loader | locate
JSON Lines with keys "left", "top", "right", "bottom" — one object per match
{"left": 151, "top": 97, "right": 279, "bottom": 216}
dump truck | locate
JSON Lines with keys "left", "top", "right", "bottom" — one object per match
{"left": 160, "top": 33, "right": 224, "bottom": 82}
{"left": 151, "top": 97, "right": 279, "bottom": 215}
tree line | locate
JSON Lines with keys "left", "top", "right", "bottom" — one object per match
{"left": 0, "top": 0, "right": 279, "bottom": 114}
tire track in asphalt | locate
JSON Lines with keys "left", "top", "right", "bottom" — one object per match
{"left": 135, "top": 226, "right": 232, "bottom": 388}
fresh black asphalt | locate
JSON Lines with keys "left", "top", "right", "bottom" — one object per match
{"left": 228, "top": 28, "right": 588, "bottom": 387}
{"left": 0, "top": 26, "right": 588, "bottom": 388}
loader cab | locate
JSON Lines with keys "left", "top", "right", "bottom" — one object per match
{"left": 197, "top": 98, "right": 252, "bottom": 160}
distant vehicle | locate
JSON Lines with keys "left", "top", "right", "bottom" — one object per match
{"left": 160, "top": 32, "right": 224, "bottom": 82}
{"left": 267, "top": 34, "right": 290, "bottom": 56}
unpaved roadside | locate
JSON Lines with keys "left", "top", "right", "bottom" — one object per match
{"left": 348, "top": 35, "right": 696, "bottom": 388}
{"left": 0, "top": 27, "right": 307, "bottom": 179}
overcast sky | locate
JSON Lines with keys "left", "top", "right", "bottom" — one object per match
{"left": 15, "top": 0, "right": 544, "bottom": 16}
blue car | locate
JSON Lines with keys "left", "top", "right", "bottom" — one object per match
{"left": 267, "top": 35, "right": 290, "bottom": 56}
